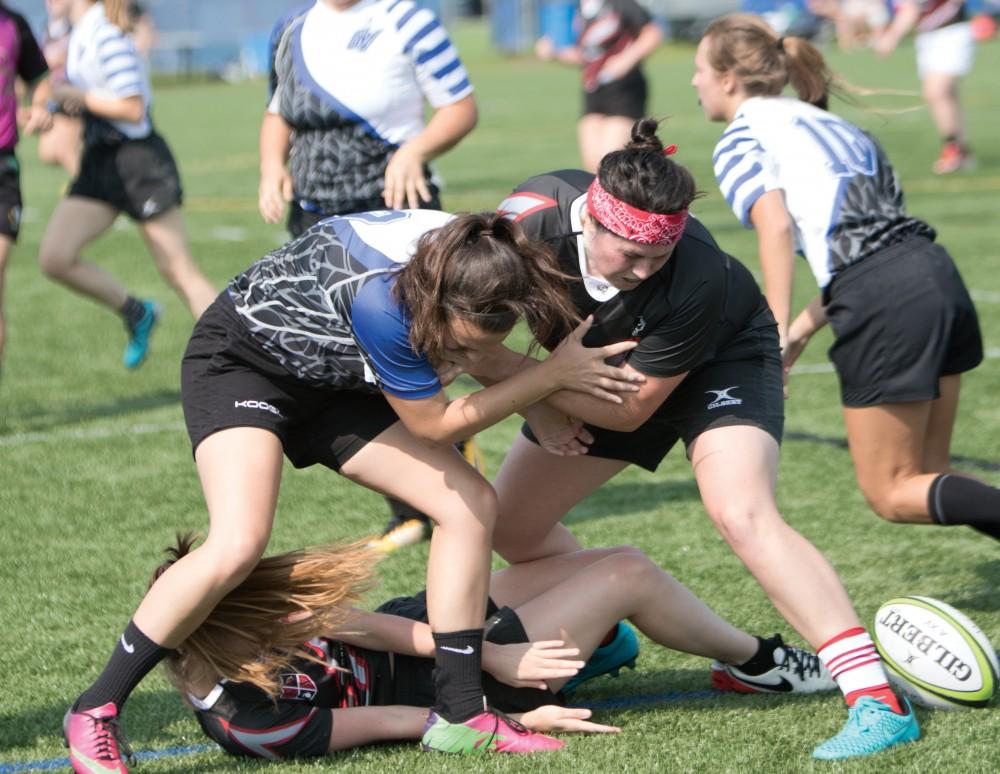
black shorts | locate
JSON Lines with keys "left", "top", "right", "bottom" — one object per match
{"left": 825, "top": 237, "right": 983, "bottom": 407}
{"left": 195, "top": 687, "right": 333, "bottom": 759}
{"left": 377, "top": 592, "right": 563, "bottom": 713}
{"left": 287, "top": 190, "right": 443, "bottom": 238}
{"left": 181, "top": 292, "right": 400, "bottom": 470}
{"left": 68, "top": 131, "right": 183, "bottom": 221}
{"left": 524, "top": 334, "right": 785, "bottom": 472}
{"left": 0, "top": 154, "right": 22, "bottom": 241}
{"left": 583, "top": 70, "right": 647, "bottom": 119}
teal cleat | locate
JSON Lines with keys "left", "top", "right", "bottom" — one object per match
{"left": 812, "top": 697, "right": 920, "bottom": 761}
{"left": 563, "top": 621, "right": 638, "bottom": 695}
{"left": 123, "top": 300, "right": 160, "bottom": 370}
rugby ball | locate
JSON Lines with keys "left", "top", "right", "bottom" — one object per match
{"left": 873, "top": 596, "right": 998, "bottom": 710}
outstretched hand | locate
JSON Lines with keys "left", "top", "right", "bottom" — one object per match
{"left": 520, "top": 705, "right": 622, "bottom": 734}
{"left": 484, "top": 640, "right": 584, "bottom": 689}
{"left": 547, "top": 316, "right": 644, "bottom": 403}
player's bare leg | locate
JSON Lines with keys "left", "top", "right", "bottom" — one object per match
{"left": 690, "top": 424, "right": 861, "bottom": 647}
{"left": 138, "top": 206, "right": 216, "bottom": 319}
{"left": 492, "top": 432, "right": 628, "bottom": 563}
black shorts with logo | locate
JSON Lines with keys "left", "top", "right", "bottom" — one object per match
{"left": 378, "top": 592, "right": 563, "bottom": 713}
{"left": 582, "top": 69, "right": 647, "bottom": 119}
{"left": 524, "top": 327, "right": 785, "bottom": 471}
{"left": 181, "top": 292, "right": 400, "bottom": 470}
{"left": 0, "top": 154, "right": 22, "bottom": 241}
{"left": 824, "top": 236, "right": 983, "bottom": 407}
{"left": 68, "top": 130, "right": 183, "bottom": 221}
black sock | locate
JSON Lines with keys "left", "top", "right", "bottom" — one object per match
{"left": 386, "top": 497, "right": 430, "bottom": 526}
{"left": 75, "top": 620, "right": 170, "bottom": 712}
{"left": 119, "top": 297, "right": 146, "bottom": 329}
{"left": 733, "top": 635, "right": 781, "bottom": 676}
{"left": 432, "top": 629, "right": 485, "bottom": 723}
{"left": 928, "top": 474, "right": 1000, "bottom": 541}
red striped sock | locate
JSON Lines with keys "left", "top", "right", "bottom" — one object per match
{"left": 818, "top": 627, "right": 903, "bottom": 714}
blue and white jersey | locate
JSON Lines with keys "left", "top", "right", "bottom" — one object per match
{"left": 713, "top": 97, "right": 932, "bottom": 289}
{"left": 268, "top": 0, "right": 473, "bottom": 214}
{"left": 228, "top": 209, "right": 452, "bottom": 398}
{"left": 66, "top": 2, "right": 152, "bottom": 140}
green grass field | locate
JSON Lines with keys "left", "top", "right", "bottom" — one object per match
{"left": 1, "top": 22, "right": 999, "bottom": 773}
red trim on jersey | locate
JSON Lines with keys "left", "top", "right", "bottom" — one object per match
{"left": 497, "top": 192, "right": 559, "bottom": 222}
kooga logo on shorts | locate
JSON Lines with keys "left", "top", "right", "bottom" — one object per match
{"left": 234, "top": 399, "right": 283, "bottom": 417}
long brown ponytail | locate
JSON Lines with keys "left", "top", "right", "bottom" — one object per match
{"left": 395, "top": 212, "right": 579, "bottom": 364}
{"left": 102, "top": 0, "right": 131, "bottom": 31}
{"left": 155, "top": 533, "right": 377, "bottom": 698}
{"left": 703, "top": 14, "right": 834, "bottom": 109}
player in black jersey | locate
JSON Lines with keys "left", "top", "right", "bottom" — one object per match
{"left": 159, "top": 534, "right": 830, "bottom": 759}
{"left": 481, "top": 119, "right": 913, "bottom": 760}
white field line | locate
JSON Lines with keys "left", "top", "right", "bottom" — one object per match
{"left": 0, "top": 420, "right": 185, "bottom": 448}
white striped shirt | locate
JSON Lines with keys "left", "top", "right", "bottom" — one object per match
{"left": 67, "top": 2, "right": 151, "bottom": 139}
{"left": 268, "top": 0, "right": 473, "bottom": 146}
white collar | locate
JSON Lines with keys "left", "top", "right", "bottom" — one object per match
{"left": 571, "top": 194, "right": 620, "bottom": 302}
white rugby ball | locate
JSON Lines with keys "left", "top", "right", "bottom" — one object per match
{"left": 873, "top": 596, "right": 998, "bottom": 710}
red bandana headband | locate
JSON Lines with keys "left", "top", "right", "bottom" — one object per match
{"left": 586, "top": 178, "right": 688, "bottom": 246}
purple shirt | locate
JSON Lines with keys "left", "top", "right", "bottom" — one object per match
{"left": 0, "top": 4, "right": 49, "bottom": 152}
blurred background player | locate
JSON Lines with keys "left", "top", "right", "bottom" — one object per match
{"left": 696, "top": 15, "right": 1000, "bottom": 545}
{"left": 38, "top": 0, "right": 216, "bottom": 370}
{"left": 62, "top": 211, "right": 642, "bottom": 772}
{"left": 158, "top": 535, "right": 831, "bottom": 760}
{"left": 259, "top": 0, "right": 481, "bottom": 548}
{"left": 489, "top": 119, "right": 917, "bottom": 761}
{"left": 874, "top": 0, "right": 977, "bottom": 173}
{"left": 1, "top": 0, "right": 52, "bottom": 378}
{"left": 535, "top": 0, "right": 662, "bottom": 172}
{"left": 37, "top": 0, "right": 81, "bottom": 177}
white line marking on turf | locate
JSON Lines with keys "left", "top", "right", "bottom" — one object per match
{"left": 1, "top": 354, "right": 997, "bottom": 448}
{"left": 210, "top": 225, "right": 248, "bottom": 241}
{"left": 0, "top": 420, "right": 185, "bottom": 448}
{"left": 971, "top": 289, "right": 1000, "bottom": 304}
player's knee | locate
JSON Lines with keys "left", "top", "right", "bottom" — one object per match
{"left": 601, "top": 550, "right": 658, "bottom": 589}
{"left": 862, "top": 488, "right": 910, "bottom": 523}
{"left": 431, "top": 481, "right": 498, "bottom": 535}
{"left": 201, "top": 533, "right": 269, "bottom": 586}
{"left": 38, "top": 241, "right": 73, "bottom": 278}
{"left": 709, "top": 502, "right": 778, "bottom": 550}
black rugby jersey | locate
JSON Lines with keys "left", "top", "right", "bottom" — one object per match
{"left": 499, "top": 170, "right": 776, "bottom": 377}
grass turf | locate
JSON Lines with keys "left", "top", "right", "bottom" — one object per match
{"left": 1, "top": 21, "right": 998, "bottom": 773}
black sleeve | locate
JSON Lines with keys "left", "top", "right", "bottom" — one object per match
{"left": 13, "top": 12, "right": 49, "bottom": 84}
{"left": 613, "top": 0, "right": 653, "bottom": 31}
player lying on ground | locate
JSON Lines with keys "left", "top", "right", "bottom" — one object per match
{"left": 157, "top": 535, "right": 834, "bottom": 759}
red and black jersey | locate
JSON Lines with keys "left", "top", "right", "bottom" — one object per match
{"left": 577, "top": 0, "right": 652, "bottom": 91}
{"left": 499, "top": 170, "right": 777, "bottom": 378}
{"left": 895, "top": 0, "right": 968, "bottom": 32}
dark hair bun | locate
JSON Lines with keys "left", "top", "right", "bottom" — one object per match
{"left": 625, "top": 117, "right": 663, "bottom": 153}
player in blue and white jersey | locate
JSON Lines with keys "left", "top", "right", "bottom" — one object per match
{"left": 696, "top": 13, "right": 999, "bottom": 755}
{"left": 63, "top": 209, "right": 642, "bottom": 770}
{"left": 39, "top": 0, "right": 216, "bottom": 370}
{"left": 259, "top": 0, "right": 480, "bottom": 546}
{"left": 258, "top": 0, "right": 478, "bottom": 236}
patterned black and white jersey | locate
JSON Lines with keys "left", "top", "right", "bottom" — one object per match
{"left": 268, "top": 0, "right": 473, "bottom": 215}
{"left": 227, "top": 209, "right": 451, "bottom": 398}
{"left": 713, "top": 96, "right": 934, "bottom": 290}
{"left": 499, "top": 171, "right": 775, "bottom": 378}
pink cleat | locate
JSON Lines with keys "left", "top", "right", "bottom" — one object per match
{"left": 64, "top": 702, "right": 133, "bottom": 773}
{"left": 421, "top": 709, "right": 564, "bottom": 753}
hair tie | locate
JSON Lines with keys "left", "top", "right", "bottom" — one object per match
{"left": 776, "top": 36, "right": 786, "bottom": 53}
{"left": 663, "top": 144, "right": 678, "bottom": 156}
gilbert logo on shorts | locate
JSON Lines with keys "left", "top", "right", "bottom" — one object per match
{"left": 234, "top": 399, "right": 283, "bottom": 417}
{"left": 706, "top": 387, "right": 742, "bottom": 410}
